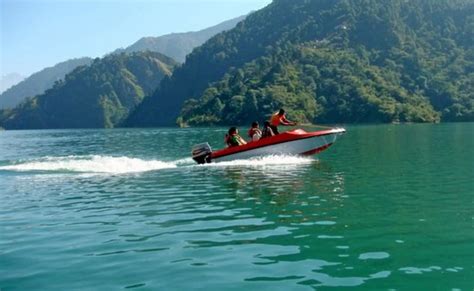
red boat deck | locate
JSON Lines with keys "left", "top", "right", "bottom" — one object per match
{"left": 211, "top": 128, "right": 339, "bottom": 159}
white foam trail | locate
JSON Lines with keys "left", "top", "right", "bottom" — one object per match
{"left": 0, "top": 154, "right": 315, "bottom": 174}
{"left": 200, "top": 155, "right": 315, "bottom": 167}
{"left": 0, "top": 155, "right": 177, "bottom": 174}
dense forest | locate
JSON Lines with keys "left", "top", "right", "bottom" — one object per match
{"left": 179, "top": 45, "right": 440, "bottom": 125}
{"left": 127, "top": 0, "right": 474, "bottom": 127}
{"left": 1, "top": 52, "right": 176, "bottom": 129}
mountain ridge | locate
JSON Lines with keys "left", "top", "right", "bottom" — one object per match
{"left": 0, "top": 73, "right": 25, "bottom": 94}
{"left": 0, "top": 15, "right": 247, "bottom": 112}
{"left": 114, "top": 15, "right": 246, "bottom": 63}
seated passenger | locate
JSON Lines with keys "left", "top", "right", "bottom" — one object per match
{"left": 247, "top": 121, "right": 262, "bottom": 142}
{"left": 261, "top": 121, "right": 275, "bottom": 138}
{"left": 226, "top": 127, "right": 247, "bottom": 147}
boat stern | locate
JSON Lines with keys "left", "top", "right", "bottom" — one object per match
{"left": 191, "top": 143, "right": 212, "bottom": 164}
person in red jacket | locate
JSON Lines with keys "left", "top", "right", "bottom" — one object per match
{"left": 269, "top": 109, "right": 296, "bottom": 134}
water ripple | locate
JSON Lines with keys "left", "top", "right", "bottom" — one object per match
{"left": 1, "top": 125, "right": 473, "bottom": 290}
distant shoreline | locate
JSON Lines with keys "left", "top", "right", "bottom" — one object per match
{"left": 3, "top": 121, "right": 472, "bottom": 131}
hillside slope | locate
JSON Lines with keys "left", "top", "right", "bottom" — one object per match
{"left": 126, "top": 0, "right": 474, "bottom": 127}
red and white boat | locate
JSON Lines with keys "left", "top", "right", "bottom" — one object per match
{"left": 191, "top": 128, "right": 346, "bottom": 164}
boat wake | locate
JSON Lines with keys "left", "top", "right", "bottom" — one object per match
{"left": 0, "top": 154, "right": 314, "bottom": 174}
{"left": 0, "top": 155, "right": 178, "bottom": 174}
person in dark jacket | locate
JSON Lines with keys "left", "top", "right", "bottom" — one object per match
{"left": 261, "top": 121, "right": 275, "bottom": 138}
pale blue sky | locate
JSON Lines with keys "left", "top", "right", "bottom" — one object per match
{"left": 1, "top": 0, "right": 271, "bottom": 77}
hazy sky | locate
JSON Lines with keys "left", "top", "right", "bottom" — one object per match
{"left": 1, "top": 0, "right": 271, "bottom": 77}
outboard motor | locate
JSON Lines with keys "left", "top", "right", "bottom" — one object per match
{"left": 191, "top": 143, "right": 212, "bottom": 164}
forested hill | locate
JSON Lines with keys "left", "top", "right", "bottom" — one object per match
{"left": 1, "top": 52, "right": 177, "bottom": 129}
{"left": 126, "top": 0, "right": 474, "bottom": 127}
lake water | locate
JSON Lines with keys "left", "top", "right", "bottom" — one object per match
{"left": 0, "top": 124, "right": 473, "bottom": 290}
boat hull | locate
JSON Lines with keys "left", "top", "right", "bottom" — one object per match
{"left": 209, "top": 128, "right": 345, "bottom": 163}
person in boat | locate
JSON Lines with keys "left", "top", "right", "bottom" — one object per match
{"left": 269, "top": 108, "right": 297, "bottom": 134}
{"left": 247, "top": 121, "right": 262, "bottom": 141}
{"left": 225, "top": 127, "right": 247, "bottom": 147}
{"left": 261, "top": 121, "right": 275, "bottom": 138}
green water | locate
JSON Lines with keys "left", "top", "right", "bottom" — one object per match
{"left": 0, "top": 124, "right": 473, "bottom": 290}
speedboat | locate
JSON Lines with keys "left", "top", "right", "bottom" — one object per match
{"left": 191, "top": 128, "right": 346, "bottom": 164}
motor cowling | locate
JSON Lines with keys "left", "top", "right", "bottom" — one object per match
{"left": 191, "top": 143, "right": 212, "bottom": 164}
